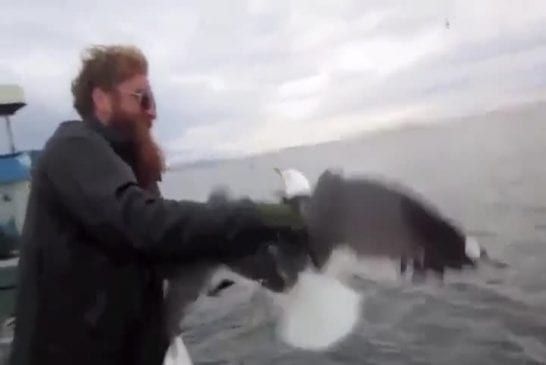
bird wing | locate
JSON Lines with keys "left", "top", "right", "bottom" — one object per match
{"left": 303, "top": 170, "right": 476, "bottom": 278}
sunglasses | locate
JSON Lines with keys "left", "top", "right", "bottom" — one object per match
{"left": 129, "top": 89, "right": 156, "bottom": 113}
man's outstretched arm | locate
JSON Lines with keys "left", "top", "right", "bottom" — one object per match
{"left": 41, "top": 133, "right": 300, "bottom": 261}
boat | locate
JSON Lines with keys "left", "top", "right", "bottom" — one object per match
{"left": 0, "top": 84, "right": 39, "bottom": 348}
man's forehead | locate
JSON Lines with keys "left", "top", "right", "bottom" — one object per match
{"left": 118, "top": 74, "right": 151, "bottom": 91}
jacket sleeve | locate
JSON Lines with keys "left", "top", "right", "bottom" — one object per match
{"left": 41, "top": 134, "right": 267, "bottom": 261}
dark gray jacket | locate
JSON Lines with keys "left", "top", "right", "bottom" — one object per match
{"left": 9, "top": 117, "right": 276, "bottom": 365}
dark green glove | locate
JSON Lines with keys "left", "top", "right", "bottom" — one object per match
{"left": 203, "top": 188, "right": 308, "bottom": 260}
{"left": 254, "top": 202, "right": 306, "bottom": 230}
{"left": 219, "top": 202, "right": 308, "bottom": 261}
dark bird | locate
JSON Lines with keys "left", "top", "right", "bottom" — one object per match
{"left": 272, "top": 167, "right": 485, "bottom": 284}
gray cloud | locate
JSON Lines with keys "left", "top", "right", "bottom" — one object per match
{"left": 2, "top": 0, "right": 546, "bottom": 162}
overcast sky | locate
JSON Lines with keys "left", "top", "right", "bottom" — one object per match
{"left": 2, "top": 0, "right": 546, "bottom": 164}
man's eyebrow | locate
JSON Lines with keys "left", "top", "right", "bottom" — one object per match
{"left": 135, "top": 86, "right": 152, "bottom": 93}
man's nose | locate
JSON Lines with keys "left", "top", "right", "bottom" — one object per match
{"left": 145, "top": 107, "right": 157, "bottom": 120}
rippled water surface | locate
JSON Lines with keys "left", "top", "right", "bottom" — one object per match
{"left": 163, "top": 103, "right": 546, "bottom": 364}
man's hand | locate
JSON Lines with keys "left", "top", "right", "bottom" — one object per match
{"left": 205, "top": 191, "right": 309, "bottom": 260}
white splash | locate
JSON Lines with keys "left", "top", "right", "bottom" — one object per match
{"left": 322, "top": 245, "right": 400, "bottom": 283}
{"left": 270, "top": 244, "right": 405, "bottom": 351}
{"left": 465, "top": 236, "right": 481, "bottom": 260}
{"left": 275, "top": 268, "right": 362, "bottom": 351}
{"left": 163, "top": 336, "right": 193, "bottom": 365}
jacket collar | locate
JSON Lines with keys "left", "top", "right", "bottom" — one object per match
{"left": 81, "top": 115, "right": 163, "bottom": 190}
{"left": 83, "top": 115, "right": 129, "bottom": 145}
{"left": 83, "top": 114, "right": 137, "bottom": 167}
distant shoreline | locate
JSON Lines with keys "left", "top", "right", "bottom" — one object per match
{"left": 169, "top": 97, "right": 546, "bottom": 172}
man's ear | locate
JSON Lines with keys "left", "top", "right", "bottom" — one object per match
{"left": 92, "top": 87, "right": 112, "bottom": 116}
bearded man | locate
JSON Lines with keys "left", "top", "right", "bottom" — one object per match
{"left": 9, "top": 45, "right": 306, "bottom": 365}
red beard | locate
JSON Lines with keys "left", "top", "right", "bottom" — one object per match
{"left": 109, "top": 107, "right": 165, "bottom": 190}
